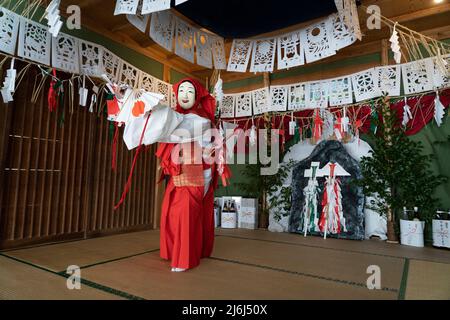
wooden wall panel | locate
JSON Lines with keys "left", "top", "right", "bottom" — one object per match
{"left": 0, "top": 67, "right": 157, "bottom": 249}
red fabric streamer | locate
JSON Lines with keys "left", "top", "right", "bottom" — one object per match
{"left": 313, "top": 109, "right": 323, "bottom": 141}
{"left": 47, "top": 69, "right": 58, "bottom": 112}
{"left": 111, "top": 122, "right": 119, "bottom": 171}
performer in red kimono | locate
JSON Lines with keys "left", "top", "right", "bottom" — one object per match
{"left": 119, "top": 77, "right": 231, "bottom": 272}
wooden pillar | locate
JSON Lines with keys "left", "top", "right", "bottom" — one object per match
{"left": 381, "top": 39, "right": 389, "bottom": 66}
{"left": 263, "top": 72, "right": 270, "bottom": 88}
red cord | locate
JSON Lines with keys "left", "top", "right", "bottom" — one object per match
{"left": 111, "top": 122, "right": 119, "bottom": 171}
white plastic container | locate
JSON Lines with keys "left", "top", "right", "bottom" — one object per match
{"left": 400, "top": 219, "right": 425, "bottom": 248}
{"left": 432, "top": 220, "right": 450, "bottom": 248}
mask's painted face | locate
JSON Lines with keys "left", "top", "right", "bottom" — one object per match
{"left": 178, "top": 81, "right": 196, "bottom": 110}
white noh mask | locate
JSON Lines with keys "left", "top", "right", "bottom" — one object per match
{"left": 178, "top": 81, "right": 196, "bottom": 110}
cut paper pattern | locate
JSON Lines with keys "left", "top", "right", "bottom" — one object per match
{"left": 114, "top": 0, "right": 140, "bottom": 15}
{"left": 235, "top": 92, "right": 253, "bottom": 117}
{"left": 118, "top": 61, "right": 141, "bottom": 88}
{"left": 0, "top": 8, "right": 20, "bottom": 55}
{"left": 211, "top": 36, "right": 227, "bottom": 70}
{"left": 196, "top": 30, "right": 213, "bottom": 69}
{"left": 227, "top": 40, "right": 253, "bottom": 72}
{"left": 139, "top": 72, "right": 156, "bottom": 92}
{"left": 351, "top": 68, "right": 380, "bottom": 102}
{"left": 252, "top": 87, "right": 270, "bottom": 115}
{"left": 220, "top": 95, "right": 235, "bottom": 118}
{"left": 170, "top": 88, "right": 177, "bottom": 109}
{"left": 79, "top": 40, "right": 103, "bottom": 77}
{"left": 330, "top": 13, "right": 357, "bottom": 51}
{"left": 270, "top": 86, "right": 288, "bottom": 112}
{"left": 389, "top": 24, "right": 401, "bottom": 64}
{"left": 431, "top": 54, "right": 450, "bottom": 89}
{"left": 401, "top": 59, "right": 434, "bottom": 94}
{"left": 288, "top": 83, "right": 308, "bottom": 110}
{"left": 52, "top": 32, "right": 80, "bottom": 73}
{"left": 102, "top": 49, "right": 122, "bottom": 82}
{"left": 277, "top": 31, "right": 304, "bottom": 70}
{"left": 328, "top": 76, "right": 353, "bottom": 106}
{"left": 141, "top": 0, "right": 171, "bottom": 14}
{"left": 307, "top": 81, "right": 329, "bottom": 109}
{"left": 155, "top": 79, "right": 170, "bottom": 105}
{"left": 149, "top": 11, "right": 175, "bottom": 52}
{"left": 377, "top": 65, "right": 401, "bottom": 97}
{"left": 18, "top": 18, "right": 51, "bottom": 65}
{"left": 300, "top": 17, "right": 335, "bottom": 63}
{"left": 250, "top": 38, "right": 276, "bottom": 73}
{"left": 126, "top": 5, "right": 149, "bottom": 33}
{"left": 174, "top": 17, "right": 195, "bottom": 64}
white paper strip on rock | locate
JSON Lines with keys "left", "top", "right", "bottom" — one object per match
{"left": 118, "top": 61, "right": 140, "bottom": 88}
{"left": 220, "top": 95, "right": 235, "bottom": 118}
{"left": 252, "top": 87, "right": 270, "bottom": 115}
{"left": 139, "top": 72, "right": 156, "bottom": 92}
{"left": 277, "top": 31, "right": 304, "bottom": 70}
{"left": 250, "top": 38, "right": 276, "bottom": 73}
{"left": 149, "top": 11, "right": 175, "bottom": 52}
{"left": 102, "top": 49, "right": 122, "bottom": 82}
{"left": 351, "top": 68, "right": 380, "bottom": 102}
{"left": 196, "top": 30, "right": 213, "bottom": 69}
{"left": 288, "top": 83, "right": 308, "bottom": 110}
{"left": 307, "top": 81, "right": 329, "bottom": 108}
{"left": 235, "top": 92, "right": 253, "bottom": 117}
{"left": 174, "top": 17, "right": 195, "bottom": 64}
{"left": 211, "top": 36, "right": 227, "bottom": 70}
{"left": 114, "top": 0, "right": 140, "bottom": 15}
{"left": 270, "top": 86, "right": 288, "bottom": 112}
{"left": 51, "top": 33, "right": 79, "bottom": 74}
{"left": 18, "top": 18, "right": 51, "bottom": 65}
{"left": 377, "top": 65, "right": 401, "bottom": 97}
{"left": 300, "top": 17, "right": 336, "bottom": 63}
{"left": 227, "top": 39, "right": 253, "bottom": 72}
{"left": 155, "top": 79, "right": 170, "bottom": 105}
{"left": 142, "top": 0, "right": 171, "bottom": 14}
{"left": 79, "top": 40, "right": 104, "bottom": 77}
{"left": 401, "top": 59, "right": 434, "bottom": 95}
{"left": 330, "top": 13, "right": 357, "bottom": 51}
{"left": 328, "top": 76, "right": 353, "bottom": 106}
{"left": 0, "top": 8, "right": 20, "bottom": 55}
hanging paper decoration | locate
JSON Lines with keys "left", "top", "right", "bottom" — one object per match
{"left": 220, "top": 95, "right": 235, "bottom": 119}
{"left": 307, "top": 81, "right": 329, "bottom": 109}
{"left": 249, "top": 123, "right": 257, "bottom": 146}
{"left": 79, "top": 40, "right": 104, "bottom": 77}
{"left": 149, "top": 11, "right": 175, "bottom": 52}
{"left": 51, "top": 32, "right": 80, "bottom": 74}
{"left": 214, "top": 76, "right": 224, "bottom": 106}
{"left": 312, "top": 109, "right": 323, "bottom": 142}
{"left": 300, "top": 17, "right": 336, "bottom": 63}
{"left": 318, "top": 162, "right": 350, "bottom": 239}
{"left": 175, "top": 0, "right": 189, "bottom": 5}
{"left": 434, "top": 92, "right": 445, "bottom": 127}
{"left": 401, "top": 59, "right": 434, "bottom": 95}
{"left": 196, "top": 30, "right": 213, "bottom": 69}
{"left": 18, "top": 18, "right": 52, "bottom": 65}
{"left": 114, "top": 0, "right": 140, "bottom": 15}
{"left": 431, "top": 54, "right": 450, "bottom": 89}
{"left": 235, "top": 92, "right": 253, "bottom": 117}
{"left": 79, "top": 76, "right": 88, "bottom": 107}
{"left": 170, "top": 89, "right": 177, "bottom": 109}
{"left": 250, "top": 38, "right": 277, "bottom": 73}
{"left": 330, "top": 13, "right": 357, "bottom": 51}
{"left": 252, "top": 87, "right": 270, "bottom": 115}
{"left": 227, "top": 40, "right": 253, "bottom": 72}
{"left": 118, "top": 61, "right": 141, "bottom": 88}
{"left": 389, "top": 24, "right": 401, "bottom": 64}
{"left": 141, "top": 0, "right": 170, "bottom": 14}
{"left": 351, "top": 68, "right": 380, "bottom": 102}
{"left": 1, "top": 58, "right": 16, "bottom": 103}
{"left": 126, "top": 1, "right": 150, "bottom": 34}
{"left": 102, "top": 48, "right": 122, "bottom": 82}
{"left": 302, "top": 162, "right": 323, "bottom": 236}
{"left": 155, "top": 79, "right": 171, "bottom": 105}
{"left": 174, "top": 17, "right": 195, "bottom": 64}
{"left": 44, "top": 0, "right": 63, "bottom": 37}
{"left": 288, "top": 83, "right": 308, "bottom": 110}
{"left": 328, "top": 76, "right": 353, "bottom": 106}
{"left": 48, "top": 69, "right": 59, "bottom": 112}
{"left": 139, "top": 72, "right": 156, "bottom": 92}
{"left": 277, "top": 31, "right": 304, "bottom": 70}
{"left": 270, "top": 86, "right": 288, "bottom": 112}
{"left": 377, "top": 65, "right": 401, "bottom": 97}
{"left": 211, "top": 36, "right": 227, "bottom": 70}
{"left": 0, "top": 8, "right": 20, "bottom": 55}
{"left": 402, "top": 97, "right": 413, "bottom": 127}
{"left": 334, "top": 0, "right": 362, "bottom": 41}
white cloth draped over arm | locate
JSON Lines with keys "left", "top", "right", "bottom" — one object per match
{"left": 123, "top": 104, "right": 211, "bottom": 150}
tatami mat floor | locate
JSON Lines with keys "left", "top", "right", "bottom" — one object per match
{"left": 1, "top": 229, "right": 449, "bottom": 300}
